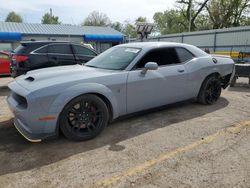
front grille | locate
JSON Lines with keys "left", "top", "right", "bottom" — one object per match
{"left": 12, "top": 92, "right": 28, "bottom": 109}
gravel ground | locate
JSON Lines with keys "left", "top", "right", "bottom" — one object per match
{"left": 0, "top": 76, "right": 250, "bottom": 188}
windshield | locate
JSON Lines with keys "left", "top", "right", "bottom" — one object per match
{"left": 85, "top": 47, "right": 141, "bottom": 70}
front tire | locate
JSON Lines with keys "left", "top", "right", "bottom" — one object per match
{"left": 60, "top": 94, "right": 109, "bottom": 141}
{"left": 198, "top": 76, "right": 222, "bottom": 105}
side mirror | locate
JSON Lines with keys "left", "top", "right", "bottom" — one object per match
{"left": 141, "top": 62, "right": 158, "bottom": 74}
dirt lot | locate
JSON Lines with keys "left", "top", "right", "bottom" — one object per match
{"left": 0, "top": 76, "right": 250, "bottom": 188}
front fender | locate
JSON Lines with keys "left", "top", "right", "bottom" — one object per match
{"left": 48, "top": 83, "right": 119, "bottom": 119}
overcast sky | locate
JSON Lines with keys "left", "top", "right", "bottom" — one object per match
{"left": 0, "top": 0, "right": 176, "bottom": 25}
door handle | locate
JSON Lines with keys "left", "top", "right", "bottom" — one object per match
{"left": 178, "top": 69, "right": 184, "bottom": 73}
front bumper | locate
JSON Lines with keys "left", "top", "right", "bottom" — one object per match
{"left": 10, "top": 111, "right": 58, "bottom": 143}
{"left": 14, "top": 118, "right": 42, "bottom": 142}
{"left": 7, "top": 81, "right": 59, "bottom": 142}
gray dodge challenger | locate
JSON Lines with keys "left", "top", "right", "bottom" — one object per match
{"left": 7, "top": 42, "right": 235, "bottom": 142}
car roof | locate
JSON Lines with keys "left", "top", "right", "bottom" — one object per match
{"left": 19, "top": 41, "right": 97, "bottom": 53}
{"left": 21, "top": 41, "right": 74, "bottom": 45}
{"left": 120, "top": 42, "right": 192, "bottom": 49}
{"left": 119, "top": 42, "right": 208, "bottom": 57}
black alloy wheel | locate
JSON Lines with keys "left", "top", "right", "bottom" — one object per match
{"left": 198, "top": 76, "right": 221, "bottom": 105}
{"left": 60, "top": 94, "right": 109, "bottom": 141}
{"left": 204, "top": 79, "right": 221, "bottom": 104}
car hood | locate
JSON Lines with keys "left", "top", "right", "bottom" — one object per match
{"left": 15, "top": 65, "right": 119, "bottom": 91}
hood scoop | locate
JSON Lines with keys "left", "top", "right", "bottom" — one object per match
{"left": 25, "top": 76, "right": 35, "bottom": 82}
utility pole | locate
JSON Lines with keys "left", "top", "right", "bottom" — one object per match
{"left": 49, "top": 8, "right": 53, "bottom": 23}
{"left": 188, "top": 0, "right": 192, "bottom": 32}
{"left": 50, "top": 8, "right": 52, "bottom": 17}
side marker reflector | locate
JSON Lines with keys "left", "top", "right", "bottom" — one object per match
{"left": 38, "top": 116, "right": 56, "bottom": 121}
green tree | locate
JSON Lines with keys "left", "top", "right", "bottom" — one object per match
{"left": 123, "top": 21, "right": 137, "bottom": 38}
{"left": 123, "top": 17, "right": 148, "bottom": 38}
{"left": 176, "top": 0, "right": 209, "bottom": 31}
{"left": 135, "top": 16, "right": 147, "bottom": 23}
{"left": 206, "top": 0, "right": 250, "bottom": 29}
{"left": 5, "top": 11, "right": 23, "bottom": 23}
{"left": 110, "top": 22, "right": 123, "bottom": 32}
{"left": 194, "top": 14, "right": 213, "bottom": 31}
{"left": 82, "top": 11, "right": 111, "bottom": 26}
{"left": 153, "top": 0, "right": 250, "bottom": 35}
{"left": 153, "top": 10, "right": 187, "bottom": 34}
{"left": 241, "top": 15, "right": 250, "bottom": 26}
{"left": 41, "top": 12, "right": 61, "bottom": 24}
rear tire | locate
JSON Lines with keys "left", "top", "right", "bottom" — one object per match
{"left": 198, "top": 76, "right": 221, "bottom": 105}
{"left": 60, "top": 94, "right": 109, "bottom": 141}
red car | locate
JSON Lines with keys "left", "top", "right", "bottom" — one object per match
{"left": 0, "top": 51, "right": 11, "bottom": 75}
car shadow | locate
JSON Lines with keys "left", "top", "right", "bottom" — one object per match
{"left": 0, "top": 97, "right": 229, "bottom": 176}
{"left": 227, "top": 83, "right": 250, "bottom": 93}
{"left": 0, "top": 87, "right": 9, "bottom": 96}
{"left": 0, "top": 75, "right": 11, "bottom": 78}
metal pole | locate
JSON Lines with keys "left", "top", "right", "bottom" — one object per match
{"left": 50, "top": 8, "right": 52, "bottom": 23}
{"left": 50, "top": 8, "right": 52, "bottom": 17}
{"left": 213, "top": 32, "right": 216, "bottom": 52}
{"left": 188, "top": 0, "right": 192, "bottom": 32}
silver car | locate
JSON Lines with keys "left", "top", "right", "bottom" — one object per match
{"left": 7, "top": 42, "right": 235, "bottom": 142}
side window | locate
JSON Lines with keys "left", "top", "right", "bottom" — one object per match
{"left": 14, "top": 44, "right": 41, "bottom": 55}
{"left": 48, "top": 44, "right": 72, "bottom": 54}
{"left": 34, "top": 45, "right": 47, "bottom": 53}
{"left": 135, "top": 48, "right": 180, "bottom": 68}
{"left": 72, "top": 45, "right": 96, "bottom": 56}
{"left": 175, "top": 48, "right": 194, "bottom": 63}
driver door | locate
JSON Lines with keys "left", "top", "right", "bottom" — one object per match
{"left": 126, "top": 47, "right": 189, "bottom": 114}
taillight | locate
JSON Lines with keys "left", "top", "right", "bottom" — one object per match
{"left": 12, "top": 55, "right": 29, "bottom": 62}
